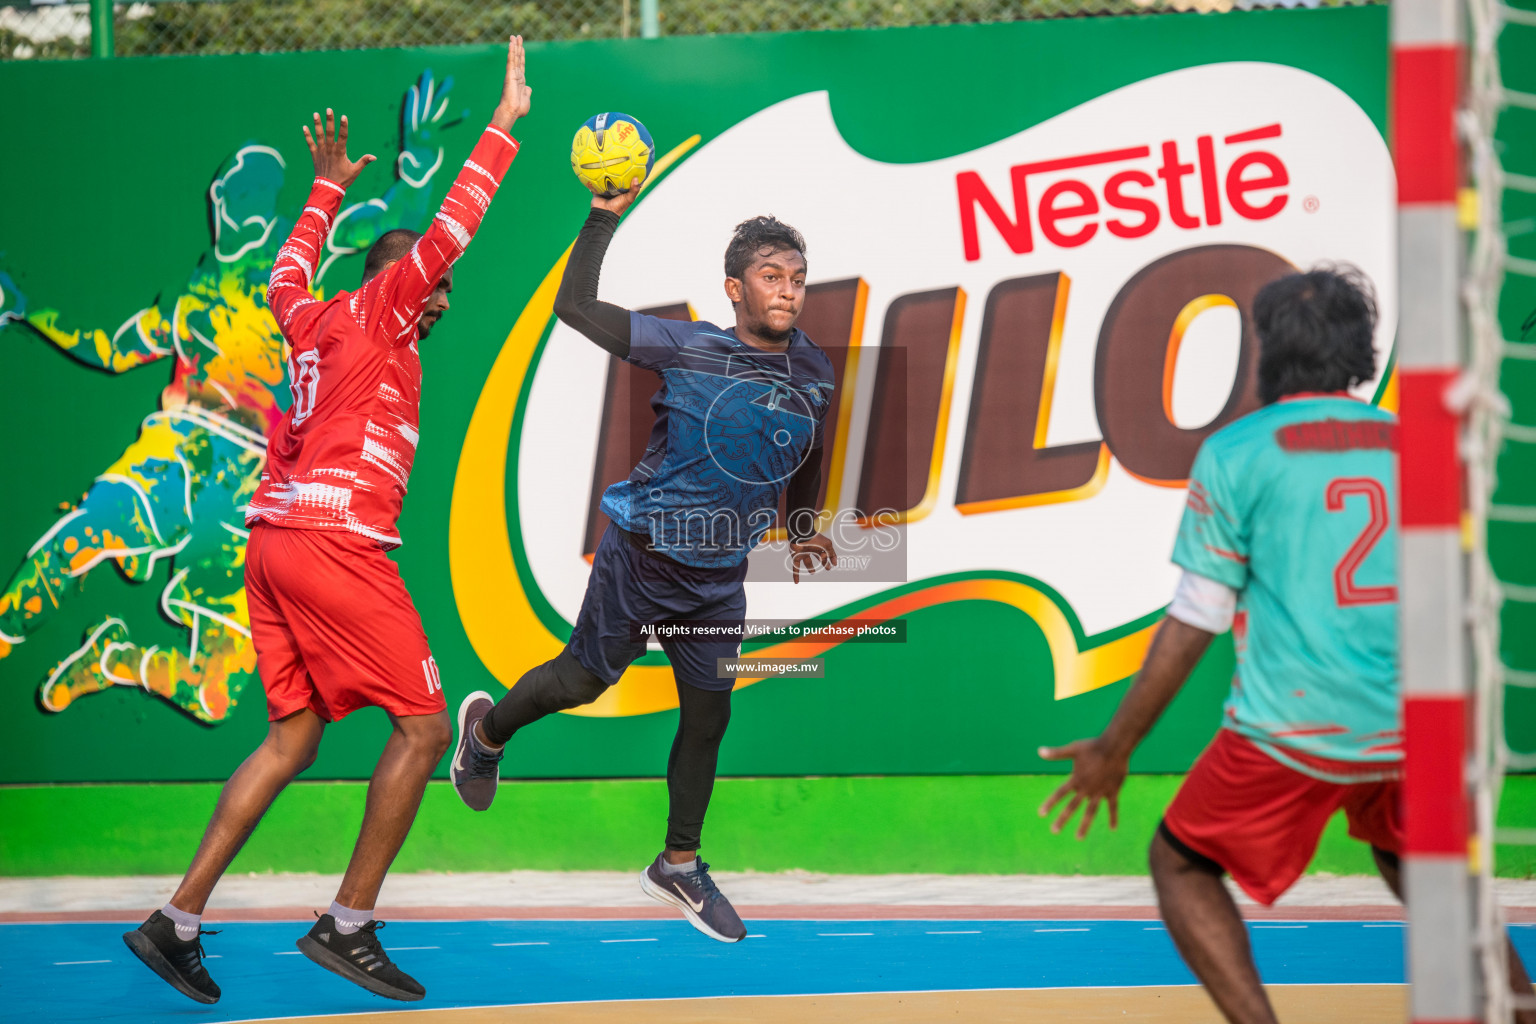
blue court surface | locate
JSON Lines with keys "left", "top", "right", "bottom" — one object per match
{"left": 10, "top": 917, "right": 1530, "bottom": 1023}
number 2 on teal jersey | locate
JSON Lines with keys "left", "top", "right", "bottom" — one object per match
{"left": 1325, "top": 477, "right": 1397, "bottom": 607}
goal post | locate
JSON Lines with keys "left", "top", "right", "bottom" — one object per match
{"left": 1392, "top": 0, "right": 1482, "bottom": 1020}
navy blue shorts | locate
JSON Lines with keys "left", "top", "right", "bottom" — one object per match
{"left": 567, "top": 524, "right": 748, "bottom": 693}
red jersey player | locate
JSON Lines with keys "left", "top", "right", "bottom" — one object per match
{"left": 121, "top": 36, "right": 532, "bottom": 1006}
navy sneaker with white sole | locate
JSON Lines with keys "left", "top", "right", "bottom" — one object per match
{"left": 640, "top": 855, "right": 747, "bottom": 943}
{"left": 450, "top": 690, "right": 502, "bottom": 811}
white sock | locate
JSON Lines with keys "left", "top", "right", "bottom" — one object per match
{"left": 161, "top": 902, "right": 202, "bottom": 941}
{"left": 329, "top": 900, "right": 373, "bottom": 935}
{"left": 659, "top": 855, "right": 697, "bottom": 876}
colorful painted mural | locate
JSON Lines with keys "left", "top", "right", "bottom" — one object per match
{"left": 0, "top": 70, "right": 463, "bottom": 722}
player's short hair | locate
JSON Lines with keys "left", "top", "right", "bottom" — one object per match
{"left": 724, "top": 216, "right": 807, "bottom": 282}
{"left": 363, "top": 229, "right": 424, "bottom": 283}
{"left": 1254, "top": 265, "right": 1379, "bottom": 405}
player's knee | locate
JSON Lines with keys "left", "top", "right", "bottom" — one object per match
{"left": 681, "top": 707, "right": 731, "bottom": 746}
{"left": 409, "top": 713, "right": 452, "bottom": 760}
{"left": 546, "top": 650, "right": 608, "bottom": 710}
{"left": 295, "top": 746, "right": 320, "bottom": 774}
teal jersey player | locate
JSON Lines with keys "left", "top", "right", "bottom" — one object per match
{"left": 1173, "top": 395, "right": 1399, "bottom": 779}
{"left": 1040, "top": 266, "right": 1536, "bottom": 1021}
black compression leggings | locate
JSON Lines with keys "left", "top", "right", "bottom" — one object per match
{"left": 666, "top": 683, "right": 732, "bottom": 852}
{"left": 479, "top": 648, "right": 732, "bottom": 853}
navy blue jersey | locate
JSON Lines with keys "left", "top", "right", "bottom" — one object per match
{"left": 601, "top": 312, "right": 835, "bottom": 568}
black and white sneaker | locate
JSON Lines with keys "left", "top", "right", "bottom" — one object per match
{"left": 122, "top": 910, "right": 221, "bottom": 1004}
{"left": 296, "top": 914, "right": 425, "bottom": 1002}
{"left": 450, "top": 690, "right": 502, "bottom": 811}
{"left": 640, "top": 855, "right": 747, "bottom": 943}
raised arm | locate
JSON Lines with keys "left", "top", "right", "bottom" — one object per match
{"left": 1, "top": 270, "right": 174, "bottom": 374}
{"left": 319, "top": 70, "right": 464, "bottom": 280}
{"left": 267, "top": 108, "right": 374, "bottom": 336}
{"left": 552, "top": 209, "right": 631, "bottom": 357}
{"left": 374, "top": 35, "right": 531, "bottom": 341}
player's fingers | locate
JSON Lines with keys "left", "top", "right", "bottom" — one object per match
{"left": 325, "top": 108, "right": 336, "bottom": 143}
{"left": 1076, "top": 798, "right": 1099, "bottom": 840}
{"left": 1108, "top": 793, "right": 1120, "bottom": 831}
{"left": 1038, "top": 779, "right": 1073, "bottom": 817}
{"left": 1037, "top": 743, "right": 1074, "bottom": 761}
{"left": 1051, "top": 793, "right": 1084, "bottom": 835}
{"left": 338, "top": 113, "right": 349, "bottom": 147}
{"left": 302, "top": 125, "right": 316, "bottom": 154}
{"left": 359, "top": 154, "right": 377, "bottom": 167}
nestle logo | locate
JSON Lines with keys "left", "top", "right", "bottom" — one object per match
{"left": 957, "top": 124, "right": 1288, "bottom": 261}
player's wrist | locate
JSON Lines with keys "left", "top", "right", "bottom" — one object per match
{"left": 311, "top": 174, "right": 347, "bottom": 199}
{"left": 1091, "top": 731, "right": 1134, "bottom": 764}
{"left": 489, "top": 106, "right": 519, "bottom": 135}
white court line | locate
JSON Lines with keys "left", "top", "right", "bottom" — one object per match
{"left": 1144, "top": 926, "right": 1166, "bottom": 931}
{"left": 274, "top": 951, "right": 303, "bottom": 955}
{"left": 1252, "top": 925, "right": 1307, "bottom": 929}
{"left": 54, "top": 960, "right": 111, "bottom": 965}
{"left": 1363, "top": 923, "right": 1406, "bottom": 928}
{"left": 1034, "top": 928, "right": 1089, "bottom": 933}
{"left": 385, "top": 946, "right": 439, "bottom": 951}
{"left": 600, "top": 938, "right": 657, "bottom": 943}
{"left": 926, "top": 930, "right": 981, "bottom": 935}
{"left": 746, "top": 934, "right": 767, "bottom": 939}
{"left": 492, "top": 942, "right": 549, "bottom": 947}
{"left": 818, "top": 932, "right": 873, "bottom": 937}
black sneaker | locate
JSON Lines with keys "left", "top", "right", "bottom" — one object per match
{"left": 640, "top": 855, "right": 747, "bottom": 943}
{"left": 296, "top": 914, "right": 425, "bottom": 1002}
{"left": 450, "top": 690, "right": 502, "bottom": 811}
{"left": 122, "top": 910, "right": 221, "bottom": 1004}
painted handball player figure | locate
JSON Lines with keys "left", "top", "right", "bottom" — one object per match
{"left": 451, "top": 180, "right": 838, "bottom": 943}
{"left": 122, "top": 36, "right": 532, "bottom": 1006}
{"left": 1039, "top": 267, "right": 1536, "bottom": 1024}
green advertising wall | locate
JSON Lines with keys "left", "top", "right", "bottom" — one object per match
{"left": 0, "top": 9, "right": 1394, "bottom": 793}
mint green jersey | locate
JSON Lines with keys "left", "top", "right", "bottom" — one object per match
{"left": 1172, "top": 395, "right": 1400, "bottom": 778}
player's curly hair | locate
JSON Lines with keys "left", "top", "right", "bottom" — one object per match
{"left": 724, "top": 216, "right": 807, "bottom": 281}
{"left": 363, "top": 229, "right": 424, "bottom": 282}
{"left": 1254, "top": 264, "right": 1379, "bottom": 405}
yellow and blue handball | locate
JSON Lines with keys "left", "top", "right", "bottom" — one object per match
{"left": 570, "top": 112, "right": 655, "bottom": 198}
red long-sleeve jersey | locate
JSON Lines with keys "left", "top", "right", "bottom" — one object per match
{"left": 247, "top": 125, "right": 518, "bottom": 547}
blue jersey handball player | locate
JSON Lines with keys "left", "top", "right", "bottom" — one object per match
{"left": 450, "top": 175, "right": 837, "bottom": 942}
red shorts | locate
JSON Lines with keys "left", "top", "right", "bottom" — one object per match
{"left": 246, "top": 523, "right": 446, "bottom": 722}
{"left": 1162, "top": 728, "right": 1403, "bottom": 906}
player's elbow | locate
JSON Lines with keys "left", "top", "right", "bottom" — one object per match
{"left": 552, "top": 289, "right": 582, "bottom": 328}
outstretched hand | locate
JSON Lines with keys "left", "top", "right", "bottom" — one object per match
{"left": 490, "top": 35, "right": 532, "bottom": 133}
{"left": 303, "top": 109, "right": 376, "bottom": 190}
{"left": 1037, "top": 736, "right": 1129, "bottom": 840}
